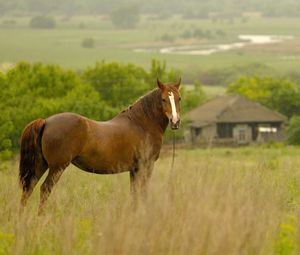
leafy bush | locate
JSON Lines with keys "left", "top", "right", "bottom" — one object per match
{"left": 181, "top": 81, "right": 206, "bottom": 113}
{"left": 287, "top": 116, "right": 300, "bottom": 145}
{"left": 110, "top": 4, "right": 140, "bottom": 29}
{"left": 1, "top": 19, "right": 16, "bottom": 27}
{"left": 0, "top": 60, "right": 201, "bottom": 157}
{"left": 81, "top": 38, "right": 95, "bottom": 48}
{"left": 0, "top": 62, "right": 115, "bottom": 152}
{"left": 83, "top": 61, "right": 149, "bottom": 109}
{"left": 160, "top": 33, "right": 176, "bottom": 42}
{"left": 227, "top": 76, "right": 300, "bottom": 118}
{"left": 29, "top": 16, "right": 56, "bottom": 29}
{"left": 274, "top": 216, "right": 296, "bottom": 255}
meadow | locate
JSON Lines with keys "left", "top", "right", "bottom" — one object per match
{"left": 1, "top": 15, "right": 300, "bottom": 81}
{"left": 1, "top": 14, "right": 300, "bottom": 255}
{"left": 1, "top": 146, "right": 300, "bottom": 255}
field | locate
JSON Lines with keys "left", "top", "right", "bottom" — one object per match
{"left": 1, "top": 146, "right": 300, "bottom": 254}
{"left": 1, "top": 15, "right": 300, "bottom": 81}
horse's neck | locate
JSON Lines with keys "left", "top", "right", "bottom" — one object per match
{"left": 123, "top": 94, "right": 169, "bottom": 134}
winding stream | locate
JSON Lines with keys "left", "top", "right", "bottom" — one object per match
{"left": 134, "top": 35, "right": 293, "bottom": 56}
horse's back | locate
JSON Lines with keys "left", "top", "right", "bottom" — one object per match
{"left": 41, "top": 112, "right": 88, "bottom": 168}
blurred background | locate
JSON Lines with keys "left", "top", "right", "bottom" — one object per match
{"left": 1, "top": 2, "right": 300, "bottom": 255}
{"left": 0, "top": 0, "right": 300, "bottom": 157}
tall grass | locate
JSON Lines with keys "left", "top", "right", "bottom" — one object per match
{"left": 1, "top": 147, "right": 300, "bottom": 254}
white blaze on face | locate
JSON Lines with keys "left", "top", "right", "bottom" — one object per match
{"left": 168, "top": 92, "right": 178, "bottom": 124}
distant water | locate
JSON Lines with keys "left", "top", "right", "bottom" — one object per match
{"left": 134, "top": 35, "right": 293, "bottom": 56}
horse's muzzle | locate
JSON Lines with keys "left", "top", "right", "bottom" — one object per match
{"left": 170, "top": 120, "right": 180, "bottom": 130}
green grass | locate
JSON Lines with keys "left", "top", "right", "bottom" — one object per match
{"left": 1, "top": 146, "right": 300, "bottom": 254}
{"left": 202, "top": 85, "right": 226, "bottom": 97}
{"left": 1, "top": 15, "right": 300, "bottom": 76}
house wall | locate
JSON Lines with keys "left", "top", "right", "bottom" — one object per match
{"left": 189, "top": 124, "right": 217, "bottom": 145}
{"left": 256, "top": 122, "right": 286, "bottom": 143}
{"left": 233, "top": 124, "right": 253, "bottom": 144}
{"left": 188, "top": 121, "right": 286, "bottom": 147}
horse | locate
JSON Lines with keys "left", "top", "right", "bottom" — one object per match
{"left": 19, "top": 78, "right": 181, "bottom": 214}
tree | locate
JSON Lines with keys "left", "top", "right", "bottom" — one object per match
{"left": 83, "top": 61, "right": 148, "bottom": 109}
{"left": 180, "top": 81, "right": 206, "bottom": 114}
{"left": 110, "top": 4, "right": 140, "bottom": 29}
{"left": 0, "top": 62, "right": 114, "bottom": 152}
{"left": 29, "top": 16, "right": 56, "bottom": 29}
{"left": 287, "top": 116, "right": 300, "bottom": 145}
{"left": 227, "top": 76, "right": 300, "bottom": 118}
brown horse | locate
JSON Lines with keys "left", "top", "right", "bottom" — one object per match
{"left": 19, "top": 78, "right": 181, "bottom": 214}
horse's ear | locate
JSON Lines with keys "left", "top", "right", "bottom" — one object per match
{"left": 157, "top": 78, "right": 165, "bottom": 90}
{"left": 174, "top": 77, "right": 181, "bottom": 89}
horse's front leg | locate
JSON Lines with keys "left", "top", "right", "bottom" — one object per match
{"left": 130, "top": 161, "right": 154, "bottom": 205}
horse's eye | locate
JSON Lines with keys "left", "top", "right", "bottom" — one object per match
{"left": 162, "top": 98, "right": 166, "bottom": 102}
{"left": 179, "top": 97, "right": 181, "bottom": 101}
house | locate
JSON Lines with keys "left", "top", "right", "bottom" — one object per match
{"left": 186, "top": 95, "right": 287, "bottom": 146}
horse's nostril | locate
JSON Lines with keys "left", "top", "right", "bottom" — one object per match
{"left": 170, "top": 120, "right": 180, "bottom": 130}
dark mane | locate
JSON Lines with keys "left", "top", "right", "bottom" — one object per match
{"left": 140, "top": 88, "right": 162, "bottom": 116}
{"left": 120, "top": 88, "right": 168, "bottom": 131}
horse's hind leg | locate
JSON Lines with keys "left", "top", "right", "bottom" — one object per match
{"left": 38, "top": 166, "right": 66, "bottom": 215}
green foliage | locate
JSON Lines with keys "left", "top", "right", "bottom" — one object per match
{"left": 0, "top": 231, "right": 14, "bottom": 254}
{"left": 29, "top": 16, "right": 56, "bottom": 29}
{"left": 274, "top": 216, "right": 296, "bottom": 255}
{"left": 181, "top": 81, "right": 206, "bottom": 114}
{"left": 110, "top": 4, "right": 140, "bottom": 29}
{"left": 0, "top": 62, "right": 115, "bottom": 154}
{"left": 84, "top": 61, "right": 149, "bottom": 109}
{"left": 160, "top": 33, "right": 176, "bottom": 42}
{"left": 149, "top": 59, "right": 180, "bottom": 84}
{"left": 81, "top": 38, "right": 95, "bottom": 48}
{"left": 0, "top": 74, "right": 13, "bottom": 160}
{"left": 0, "top": 59, "right": 202, "bottom": 157}
{"left": 287, "top": 116, "right": 300, "bottom": 145}
{"left": 227, "top": 76, "right": 300, "bottom": 118}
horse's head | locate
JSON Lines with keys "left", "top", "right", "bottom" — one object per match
{"left": 157, "top": 78, "right": 181, "bottom": 130}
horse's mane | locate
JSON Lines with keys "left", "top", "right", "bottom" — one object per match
{"left": 120, "top": 88, "right": 168, "bottom": 131}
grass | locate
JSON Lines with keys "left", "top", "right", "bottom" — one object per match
{"left": 0, "top": 15, "right": 300, "bottom": 76}
{"left": 202, "top": 85, "right": 226, "bottom": 97}
{"left": 1, "top": 146, "right": 300, "bottom": 254}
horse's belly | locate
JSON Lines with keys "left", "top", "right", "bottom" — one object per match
{"left": 71, "top": 155, "right": 133, "bottom": 174}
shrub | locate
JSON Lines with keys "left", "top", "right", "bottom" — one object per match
{"left": 227, "top": 76, "right": 300, "bottom": 118}
{"left": 110, "top": 4, "right": 140, "bottom": 29}
{"left": 1, "top": 19, "right": 16, "bottom": 27}
{"left": 29, "top": 16, "right": 56, "bottom": 29}
{"left": 83, "top": 61, "right": 149, "bottom": 109}
{"left": 160, "top": 33, "right": 175, "bottom": 42}
{"left": 81, "top": 38, "right": 95, "bottom": 48}
{"left": 180, "top": 30, "right": 192, "bottom": 39}
{"left": 287, "top": 116, "right": 300, "bottom": 145}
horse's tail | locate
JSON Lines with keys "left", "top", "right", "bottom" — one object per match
{"left": 19, "top": 119, "right": 46, "bottom": 191}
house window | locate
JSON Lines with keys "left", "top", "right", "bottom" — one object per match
{"left": 195, "top": 128, "right": 202, "bottom": 136}
{"left": 217, "top": 123, "right": 233, "bottom": 138}
{"left": 258, "top": 127, "right": 277, "bottom": 133}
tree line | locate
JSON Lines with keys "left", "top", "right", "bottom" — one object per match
{"left": 1, "top": 60, "right": 299, "bottom": 161}
{"left": 0, "top": 60, "right": 204, "bottom": 160}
